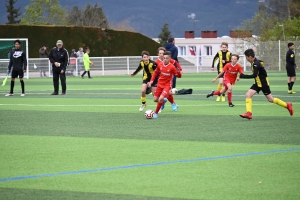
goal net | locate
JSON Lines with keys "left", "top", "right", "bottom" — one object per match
{"left": 0, "top": 38, "right": 29, "bottom": 78}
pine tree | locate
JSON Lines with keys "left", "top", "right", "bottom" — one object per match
{"left": 158, "top": 23, "right": 172, "bottom": 47}
{"left": 5, "top": 0, "right": 21, "bottom": 24}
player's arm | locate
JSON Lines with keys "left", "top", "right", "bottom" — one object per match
{"left": 211, "top": 53, "right": 219, "bottom": 71}
{"left": 131, "top": 63, "right": 142, "bottom": 77}
{"left": 23, "top": 51, "right": 27, "bottom": 72}
{"left": 240, "top": 65, "right": 259, "bottom": 79}
{"left": 8, "top": 50, "right": 13, "bottom": 73}
{"left": 212, "top": 70, "right": 224, "bottom": 82}
{"left": 236, "top": 65, "right": 244, "bottom": 81}
{"left": 173, "top": 66, "right": 182, "bottom": 78}
{"left": 174, "top": 60, "right": 182, "bottom": 71}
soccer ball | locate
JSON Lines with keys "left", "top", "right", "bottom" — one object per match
{"left": 144, "top": 109, "right": 154, "bottom": 119}
{"left": 171, "top": 88, "right": 178, "bottom": 95}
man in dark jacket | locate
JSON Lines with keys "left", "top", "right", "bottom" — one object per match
{"left": 5, "top": 40, "right": 27, "bottom": 97}
{"left": 165, "top": 37, "right": 179, "bottom": 88}
{"left": 48, "top": 40, "right": 69, "bottom": 95}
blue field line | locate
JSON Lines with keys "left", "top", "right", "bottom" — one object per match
{"left": 1, "top": 147, "right": 300, "bottom": 183}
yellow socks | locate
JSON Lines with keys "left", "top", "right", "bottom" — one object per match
{"left": 246, "top": 98, "right": 252, "bottom": 113}
{"left": 217, "top": 84, "right": 223, "bottom": 91}
{"left": 141, "top": 96, "right": 146, "bottom": 104}
{"left": 273, "top": 98, "right": 287, "bottom": 108}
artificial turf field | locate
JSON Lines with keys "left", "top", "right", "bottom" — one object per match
{"left": 0, "top": 72, "right": 299, "bottom": 200}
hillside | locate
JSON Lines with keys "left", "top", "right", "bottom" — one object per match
{"left": 0, "top": 0, "right": 258, "bottom": 38}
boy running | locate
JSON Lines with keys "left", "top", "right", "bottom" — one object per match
{"left": 207, "top": 54, "right": 243, "bottom": 107}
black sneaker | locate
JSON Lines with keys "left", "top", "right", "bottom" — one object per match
{"left": 229, "top": 103, "right": 234, "bottom": 107}
{"left": 206, "top": 90, "right": 214, "bottom": 98}
{"left": 61, "top": 92, "right": 66, "bottom": 95}
{"left": 51, "top": 92, "right": 58, "bottom": 95}
{"left": 81, "top": 75, "right": 84, "bottom": 79}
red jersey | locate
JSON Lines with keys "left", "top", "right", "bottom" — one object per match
{"left": 151, "top": 62, "right": 182, "bottom": 87}
{"left": 155, "top": 58, "right": 182, "bottom": 71}
{"left": 222, "top": 62, "right": 244, "bottom": 84}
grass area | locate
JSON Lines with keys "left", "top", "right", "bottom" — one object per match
{"left": 0, "top": 72, "right": 299, "bottom": 200}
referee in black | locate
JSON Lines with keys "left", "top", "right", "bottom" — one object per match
{"left": 48, "top": 40, "right": 69, "bottom": 95}
{"left": 286, "top": 42, "right": 297, "bottom": 94}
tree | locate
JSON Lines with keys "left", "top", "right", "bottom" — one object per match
{"left": 158, "top": 23, "right": 171, "bottom": 47}
{"left": 20, "top": 0, "right": 68, "bottom": 25}
{"left": 68, "top": 3, "right": 108, "bottom": 28}
{"left": 5, "top": 0, "right": 21, "bottom": 24}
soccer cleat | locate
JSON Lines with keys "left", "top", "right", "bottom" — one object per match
{"left": 20, "top": 93, "right": 25, "bottom": 97}
{"left": 171, "top": 103, "right": 178, "bottom": 111}
{"left": 239, "top": 112, "right": 252, "bottom": 120}
{"left": 216, "top": 96, "right": 221, "bottom": 102}
{"left": 286, "top": 102, "right": 294, "bottom": 116}
{"left": 61, "top": 93, "right": 66, "bottom": 95}
{"left": 139, "top": 104, "right": 146, "bottom": 112}
{"left": 81, "top": 75, "right": 84, "bottom": 79}
{"left": 206, "top": 90, "right": 214, "bottom": 98}
{"left": 51, "top": 92, "right": 58, "bottom": 95}
{"left": 221, "top": 95, "right": 226, "bottom": 102}
{"left": 161, "top": 98, "right": 168, "bottom": 110}
{"left": 229, "top": 103, "right": 234, "bottom": 107}
{"left": 5, "top": 93, "right": 13, "bottom": 96}
{"left": 288, "top": 90, "right": 296, "bottom": 94}
{"left": 153, "top": 113, "right": 158, "bottom": 118}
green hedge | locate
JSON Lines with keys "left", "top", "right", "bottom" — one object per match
{"left": 0, "top": 25, "right": 160, "bottom": 58}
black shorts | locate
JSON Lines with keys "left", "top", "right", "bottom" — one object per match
{"left": 142, "top": 76, "right": 158, "bottom": 87}
{"left": 217, "top": 65, "right": 224, "bottom": 78}
{"left": 286, "top": 65, "right": 296, "bottom": 77}
{"left": 11, "top": 69, "right": 24, "bottom": 78}
{"left": 250, "top": 84, "right": 271, "bottom": 95}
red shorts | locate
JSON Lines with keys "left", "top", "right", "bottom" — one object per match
{"left": 224, "top": 80, "right": 234, "bottom": 90}
{"left": 154, "top": 85, "right": 171, "bottom": 98}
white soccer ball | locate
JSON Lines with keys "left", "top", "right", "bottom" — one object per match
{"left": 171, "top": 88, "right": 178, "bottom": 95}
{"left": 144, "top": 109, "right": 154, "bottom": 119}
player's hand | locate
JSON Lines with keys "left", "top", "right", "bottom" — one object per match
{"left": 23, "top": 70, "right": 26, "bottom": 73}
{"left": 147, "top": 81, "right": 153, "bottom": 87}
{"left": 212, "top": 78, "right": 216, "bottom": 82}
{"left": 91, "top": 62, "right": 94, "bottom": 66}
{"left": 61, "top": 70, "right": 64, "bottom": 74}
{"left": 211, "top": 68, "right": 214, "bottom": 71}
{"left": 239, "top": 74, "right": 244, "bottom": 78}
{"left": 237, "top": 77, "right": 240, "bottom": 81}
{"left": 222, "top": 60, "right": 225, "bottom": 63}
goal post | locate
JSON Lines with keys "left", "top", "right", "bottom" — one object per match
{"left": 0, "top": 38, "right": 29, "bottom": 79}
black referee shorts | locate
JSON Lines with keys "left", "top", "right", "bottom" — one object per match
{"left": 286, "top": 65, "right": 296, "bottom": 77}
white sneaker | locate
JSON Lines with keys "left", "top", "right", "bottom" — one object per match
{"left": 5, "top": 93, "right": 13, "bottom": 96}
{"left": 139, "top": 104, "right": 146, "bottom": 112}
{"left": 21, "top": 93, "right": 25, "bottom": 97}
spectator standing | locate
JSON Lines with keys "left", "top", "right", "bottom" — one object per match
{"left": 81, "top": 49, "right": 94, "bottom": 79}
{"left": 76, "top": 47, "right": 84, "bottom": 76}
{"left": 286, "top": 43, "right": 297, "bottom": 94}
{"left": 48, "top": 40, "right": 69, "bottom": 95}
{"left": 165, "top": 37, "right": 179, "bottom": 88}
{"left": 39, "top": 45, "right": 49, "bottom": 77}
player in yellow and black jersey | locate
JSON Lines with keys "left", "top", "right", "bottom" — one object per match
{"left": 239, "top": 49, "right": 294, "bottom": 120}
{"left": 286, "top": 42, "right": 297, "bottom": 94}
{"left": 211, "top": 42, "right": 231, "bottom": 102}
{"left": 131, "top": 50, "right": 157, "bottom": 111}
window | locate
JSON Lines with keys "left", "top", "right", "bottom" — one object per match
{"left": 178, "top": 46, "right": 186, "bottom": 56}
{"left": 204, "top": 46, "right": 212, "bottom": 55}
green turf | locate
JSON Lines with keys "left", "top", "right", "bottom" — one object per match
{"left": 0, "top": 73, "right": 299, "bottom": 200}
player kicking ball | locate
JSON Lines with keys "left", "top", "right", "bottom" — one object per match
{"left": 148, "top": 51, "right": 182, "bottom": 118}
{"left": 207, "top": 54, "right": 244, "bottom": 107}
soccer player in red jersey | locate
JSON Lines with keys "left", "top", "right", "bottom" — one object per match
{"left": 148, "top": 51, "right": 182, "bottom": 118}
{"left": 155, "top": 47, "right": 182, "bottom": 112}
{"left": 207, "top": 54, "right": 244, "bottom": 107}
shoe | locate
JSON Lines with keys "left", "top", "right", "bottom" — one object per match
{"left": 5, "top": 93, "right": 13, "bottom": 96}
{"left": 61, "top": 93, "right": 66, "bottom": 95}
{"left": 206, "top": 90, "right": 214, "bottom": 98}
{"left": 216, "top": 96, "right": 221, "bottom": 102}
{"left": 51, "top": 92, "right": 58, "bottom": 95}
{"left": 20, "top": 93, "right": 25, "bottom": 97}
{"left": 286, "top": 102, "right": 294, "bottom": 116}
{"left": 81, "top": 75, "right": 84, "bottom": 79}
{"left": 88, "top": 77, "right": 92, "bottom": 79}
{"left": 153, "top": 113, "right": 158, "bottom": 119}
{"left": 288, "top": 90, "right": 296, "bottom": 94}
{"left": 139, "top": 104, "right": 146, "bottom": 112}
{"left": 221, "top": 95, "right": 226, "bottom": 102}
{"left": 161, "top": 98, "right": 168, "bottom": 110}
{"left": 171, "top": 103, "right": 178, "bottom": 111}
{"left": 239, "top": 112, "right": 252, "bottom": 120}
{"left": 229, "top": 103, "right": 234, "bottom": 107}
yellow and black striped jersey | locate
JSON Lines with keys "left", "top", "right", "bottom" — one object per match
{"left": 132, "top": 60, "right": 157, "bottom": 80}
{"left": 212, "top": 50, "right": 231, "bottom": 70}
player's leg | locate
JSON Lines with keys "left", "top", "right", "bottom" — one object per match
{"left": 19, "top": 70, "right": 25, "bottom": 96}
{"left": 265, "top": 92, "right": 294, "bottom": 116}
{"left": 153, "top": 86, "right": 164, "bottom": 118}
{"left": 207, "top": 87, "right": 226, "bottom": 98}
{"left": 239, "top": 87, "right": 257, "bottom": 119}
{"left": 226, "top": 83, "right": 233, "bottom": 107}
{"left": 87, "top": 69, "right": 92, "bottom": 78}
{"left": 139, "top": 82, "right": 148, "bottom": 111}
{"left": 5, "top": 71, "right": 16, "bottom": 96}
{"left": 287, "top": 67, "right": 296, "bottom": 94}
{"left": 216, "top": 77, "right": 223, "bottom": 102}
